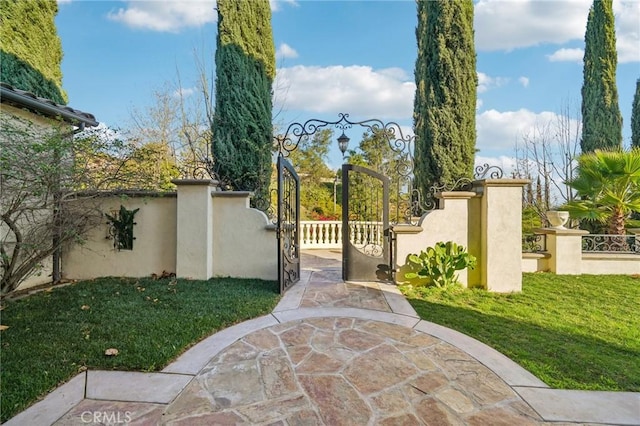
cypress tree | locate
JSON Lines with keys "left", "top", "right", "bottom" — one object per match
{"left": 212, "top": 0, "right": 275, "bottom": 203}
{"left": 413, "top": 0, "right": 477, "bottom": 196}
{"left": 0, "top": 0, "right": 67, "bottom": 103}
{"left": 580, "top": 0, "right": 622, "bottom": 152}
{"left": 632, "top": 79, "right": 640, "bottom": 148}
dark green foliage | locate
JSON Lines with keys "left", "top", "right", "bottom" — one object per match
{"left": 413, "top": 0, "right": 477, "bottom": 194}
{"left": 0, "top": 0, "right": 67, "bottom": 103}
{"left": 580, "top": 0, "right": 622, "bottom": 152}
{"left": 288, "top": 129, "right": 337, "bottom": 219}
{"left": 632, "top": 79, "right": 640, "bottom": 148}
{"left": 212, "top": 0, "right": 275, "bottom": 203}
{"left": 0, "top": 276, "right": 280, "bottom": 422}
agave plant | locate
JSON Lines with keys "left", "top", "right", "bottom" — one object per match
{"left": 564, "top": 149, "right": 640, "bottom": 235}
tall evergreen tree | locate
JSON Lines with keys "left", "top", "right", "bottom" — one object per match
{"left": 212, "top": 0, "right": 275, "bottom": 203}
{"left": 632, "top": 79, "right": 640, "bottom": 148}
{"left": 413, "top": 0, "right": 477, "bottom": 196}
{"left": 580, "top": 0, "right": 622, "bottom": 152}
{"left": 0, "top": 0, "right": 67, "bottom": 103}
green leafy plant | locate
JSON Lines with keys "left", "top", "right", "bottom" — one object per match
{"left": 404, "top": 241, "right": 477, "bottom": 288}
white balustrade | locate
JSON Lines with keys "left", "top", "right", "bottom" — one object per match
{"left": 300, "top": 221, "right": 342, "bottom": 249}
{"left": 300, "top": 221, "right": 385, "bottom": 249}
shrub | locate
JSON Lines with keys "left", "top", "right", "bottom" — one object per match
{"left": 404, "top": 241, "right": 476, "bottom": 288}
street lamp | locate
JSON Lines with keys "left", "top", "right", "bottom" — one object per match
{"left": 337, "top": 131, "right": 350, "bottom": 161}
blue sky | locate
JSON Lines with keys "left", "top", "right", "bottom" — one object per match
{"left": 56, "top": 0, "right": 640, "bottom": 170}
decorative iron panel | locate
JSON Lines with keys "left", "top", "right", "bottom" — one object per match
{"left": 582, "top": 234, "right": 639, "bottom": 254}
{"left": 277, "top": 157, "right": 301, "bottom": 293}
{"left": 342, "top": 164, "right": 391, "bottom": 282}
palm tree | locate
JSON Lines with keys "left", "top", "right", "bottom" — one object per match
{"left": 564, "top": 149, "right": 640, "bottom": 235}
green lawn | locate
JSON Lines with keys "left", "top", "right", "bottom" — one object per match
{"left": 0, "top": 276, "right": 280, "bottom": 423}
{"left": 400, "top": 273, "right": 640, "bottom": 392}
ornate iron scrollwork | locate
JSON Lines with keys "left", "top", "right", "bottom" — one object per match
{"left": 274, "top": 113, "right": 506, "bottom": 225}
{"left": 522, "top": 234, "right": 545, "bottom": 252}
{"left": 582, "top": 234, "right": 638, "bottom": 254}
{"left": 105, "top": 205, "right": 139, "bottom": 251}
{"left": 474, "top": 163, "right": 504, "bottom": 180}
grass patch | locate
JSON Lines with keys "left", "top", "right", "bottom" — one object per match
{"left": 0, "top": 276, "right": 280, "bottom": 422}
{"left": 400, "top": 273, "right": 640, "bottom": 392}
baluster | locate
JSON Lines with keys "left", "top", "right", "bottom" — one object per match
{"left": 302, "top": 223, "right": 308, "bottom": 244}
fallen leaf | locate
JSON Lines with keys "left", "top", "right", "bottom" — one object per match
{"left": 81, "top": 305, "right": 90, "bottom": 310}
{"left": 0, "top": 325, "right": 9, "bottom": 331}
{"left": 104, "top": 348, "right": 119, "bottom": 356}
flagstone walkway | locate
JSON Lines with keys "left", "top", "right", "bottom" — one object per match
{"left": 7, "top": 250, "right": 639, "bottom": 425}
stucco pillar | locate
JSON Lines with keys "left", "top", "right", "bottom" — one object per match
{"left": 534, "top": 228, "right": 589, "bottom": 274}
{"left": 173, "top": 179, "right": 218, "bottom": 280}
{"left": 475, "top": 179, "right": 529, "bottom": 292}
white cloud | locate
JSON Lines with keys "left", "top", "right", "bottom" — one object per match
{"left": 475, "top": 0, "right": 639, "bottom": 62}
{"left": 518, "top": 76, "right": 530, "bottom": 87}
{"left": 477, "top": 72, "right": 509, "bottom": 93}
{"left": 475, "top": 0, "right": 591, "bottom": 51}
{"left": 476, "top": 108, "right": 561, "bottom": 153}
{"left": 107, "top": 1, "right": 216, "bottom": 32}
{"left": 276, "top": 43, "right": 299, "bottom": 59}
{"left": 173, "top": 87, "right": 196, "bottom": 98}
{"left": 547, "top": 48, "right": 584, "bottom": 63}
{"left": 274, "top": 65, "right": 415, "bottom": 120}
{"left": 56, "top": 0, "right": 73, "bottom": 4}
{"left": 270, "top": 0, "right": 298, "bottom": 12}
{"left": 106, "top": 0, "right": 299, "bottom": 32}
{"left": 614, "top": 0, "right": 640, "bottom": 63}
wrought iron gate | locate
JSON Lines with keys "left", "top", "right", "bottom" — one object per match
{"left": 277, "top": 157, "right": 301, "bottom": 293}
{"left": 342, "top": 164, "right": 391, "bottom": 281}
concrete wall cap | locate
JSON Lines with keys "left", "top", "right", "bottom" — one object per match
{"left": 522, "top": 252, "right": 551, "bottom": 259}
{"left": 171, "top": 179, "right": 219, "bottom": 186}
{"left": 582, "top": 252, "right": 640, "bottom": 260}
{"left": 533, "top": 228, "right": 590, "bottom": 236}
{"left": 436, "top": 191, "right": 476, "bottom": 199}
{"left": 211, "top": 191, "right": 254, "bottom": 198}
{"left": 390, "top": 225, "right": 423, "bottom": 234}
{"left": 474, "top": 179, "right": 530, "bottom": 187}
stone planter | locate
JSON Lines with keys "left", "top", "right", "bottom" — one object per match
{"left": 546, "top": 210, "right": 569, "bottom": 229}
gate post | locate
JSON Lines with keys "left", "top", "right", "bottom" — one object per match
{"left": 473, "top": 179, "right": 529, "bottom": 292}
{"left": 173, "top": 179, "right": 217, "bottom": 280}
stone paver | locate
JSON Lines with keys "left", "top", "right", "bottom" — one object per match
{"left": 162, "top": 317, "right": 543, "bottom": 425}
{"left": 8, "top": 250, "right": 638, "bottom": 426}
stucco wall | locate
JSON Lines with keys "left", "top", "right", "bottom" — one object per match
{"left": 393, "top": 192, "right": 474, "bottom": 287}
{"left": 211, "top": 193, "right": 277, "bottom": 281}
{"left": 62, "top": 195, "right": 177, "bottom": 280}
{"left": 521, "top": 253, "right": 550, "bottom": 273}
{"left": 2, "top": 105, "right": 69, "bottom": 291}
{"left": 581, "top": 254, "right": 640, "bottom": 275}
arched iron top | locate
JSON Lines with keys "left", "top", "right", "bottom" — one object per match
{"left": 274, "top": 113, "right": 415, "bottom": 157}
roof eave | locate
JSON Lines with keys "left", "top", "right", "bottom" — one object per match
{"left": 0, "top": 85, "right": 99, "bottom": 128}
